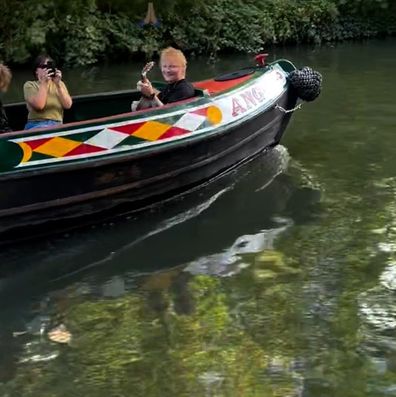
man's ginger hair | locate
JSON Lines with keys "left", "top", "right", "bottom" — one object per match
{"left": 160, "top": 47, "right": 187, "bottom": 67}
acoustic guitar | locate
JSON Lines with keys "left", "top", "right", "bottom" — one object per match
{"left": 132, "top": 61, "right": 160, "bottom": 111}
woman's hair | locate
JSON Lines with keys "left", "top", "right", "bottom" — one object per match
{"left": 32, "top": 54, "right": 54, "bottom": 77}
{"left": 0, "top": 63, "right": 12, "bottom": 92}
{"left": 160, "top": 47, "right": 187, "bottom": 67}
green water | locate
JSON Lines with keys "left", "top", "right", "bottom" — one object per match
{"left": 1, "top": 38, "right": 396, "bottom": 397}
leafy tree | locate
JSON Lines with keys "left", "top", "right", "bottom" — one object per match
{"left": 0, "top": 0, "right": 395, "bottom": 66}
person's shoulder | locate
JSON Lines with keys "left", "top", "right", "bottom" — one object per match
{"left": 23, "top": 81, "right": 39, "bottom": 99}
{"left": 23, "top": 80, "right": 38, "bottom": 90}
{"left": 180, "top": 79, "right": 195, "bottom": 92}
{"left": 181, "top": 78, "right": 194, "bottom": 87}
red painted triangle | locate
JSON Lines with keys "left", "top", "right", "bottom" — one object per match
{"left": 191, "top": 107, "right": 208, "bottom": 116}
{"left": 65, "top": 143, "right": 105, "bottom": 156}
{"left": 159, "top": 126, "right": 189, "bottom": 140}
{"left": 111, "top": 122, "right": 146, "bottom": 135}
{"left": 26, "top": 138, "right": 53, "bottom": 150}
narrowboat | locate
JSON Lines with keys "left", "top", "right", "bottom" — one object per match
{"left": 0, "top": 56, "right": 321, "bottom": 243}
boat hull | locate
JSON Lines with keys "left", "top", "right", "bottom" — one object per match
{"left": 1, "top": 91, "right": 296, "bottom": 240}
{"left": 0, "top": 62, "right": 298, "bottom": 242}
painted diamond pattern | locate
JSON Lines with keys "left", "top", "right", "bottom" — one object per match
{"left": 159, "top": 126, "right": 189, "bottom": 140}
{"left": 30, "top": 151, "right": 56, "bottom": 162}
{"left": 25, "top": 137, "right": 54, "bottom": 150}
{"left": 13, "top": 105, "right": 215, "bottom": 166}
{"left": 174, "top": 113, "right": 206, "bottom": 131}
{"left": 84, "top": 128, "right": 129, "bottom": 149}
{"left": 34, "top": 136, "right": 81, "bottom": 157}
{"left": 65, "top": 143, "right": 105, "bottom": 157}
{"left": 67, "top": 129, "right": 102, "bottom": 142}
{"left": 114, "top": 135, "right": 145, "bottom": 147}
{"left": 191, "top": 107, "right": 209, "bottom": 117}
{"left": 111, "top": 122, "right": 146, "bottom": 135}
{"left": 132, "top": 121, "right": 171, "bottom": 141}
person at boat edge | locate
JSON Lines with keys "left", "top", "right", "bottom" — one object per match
{"left": 0, "top": 63, "right": 12, "bottom": 133}
{"left": 136, "top": 46, "right": 195, "bottom": 108}
{"left": 23, "top": 54, "right": 72, "bottom": 130}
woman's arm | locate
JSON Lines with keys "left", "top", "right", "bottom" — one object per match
{"left": 55, "top": 82, "right": 72, "bottom": 109}
{"left": 54, "top": 70, "right": 72, "bottom": 109}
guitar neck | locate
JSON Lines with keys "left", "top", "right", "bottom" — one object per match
{"left": 141, "top": 62, "right": 154, "bottom": 83}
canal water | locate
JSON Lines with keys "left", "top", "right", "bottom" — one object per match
{"left": 1, "top": 38, "right": 396, "bottom": 396}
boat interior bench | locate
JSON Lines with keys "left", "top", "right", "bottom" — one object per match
{"left": 64, "top": 87, "right": 205, "bottom": 124}
{"left": 4, "top": 86, "right": 206, "bottom": 132}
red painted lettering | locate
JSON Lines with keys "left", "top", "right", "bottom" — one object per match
{"left": 232, "top": 98, "right": 247, "bottom": 117}
{"left": 241, "top": 91, "right": 257, "bottom": 109}
{"left": 252, "top": 87, "right": 265, "bottom": 102}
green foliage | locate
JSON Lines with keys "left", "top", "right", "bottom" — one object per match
{"left": 165, "top": 0, "right": 264, "bottom": 58}
{"left": 255, "top": 0, "right": 340, "bottom": 44}
{"left": 0, "top": 0, "right": 56, "bottom": 63}
{"left": 61, "top": 9, "right": 108, "bottom": 66}
{"left": 0, "top": 0, "right": 395, "bottom": 66}
{"left": 336, "top": 0, "right": 391, "bottom": 15}
{"left": 103, "top": 13, "right": 144, "bottom": 56}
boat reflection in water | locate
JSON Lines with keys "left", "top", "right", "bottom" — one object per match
{"left": 0, "top": 144, "right": 321, "bottom": 293}
{"left": 0, "top": 144, "right": 322, "bottom": 382}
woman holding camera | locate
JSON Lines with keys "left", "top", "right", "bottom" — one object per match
{"left": 23, "top": 54, "right": 72, "bottom": 130}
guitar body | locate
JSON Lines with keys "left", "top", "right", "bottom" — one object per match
{"left": 132, "top": 97, "right": 159, "bottom": 111}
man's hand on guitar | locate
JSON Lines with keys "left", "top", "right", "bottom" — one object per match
{"left": 138, "top": 80, "right": 155, "bottom": 98}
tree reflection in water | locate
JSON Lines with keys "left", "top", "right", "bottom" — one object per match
{"left": 0, "top": 145, "right": 323, "bottom": 396}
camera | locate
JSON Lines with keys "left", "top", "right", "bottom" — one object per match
{"left": 46, "top": 61, "right": 56, "bottom": 77}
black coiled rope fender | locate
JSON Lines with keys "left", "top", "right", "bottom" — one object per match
{"left": 288, "top": 66, "right": 322, "bottom": 102}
